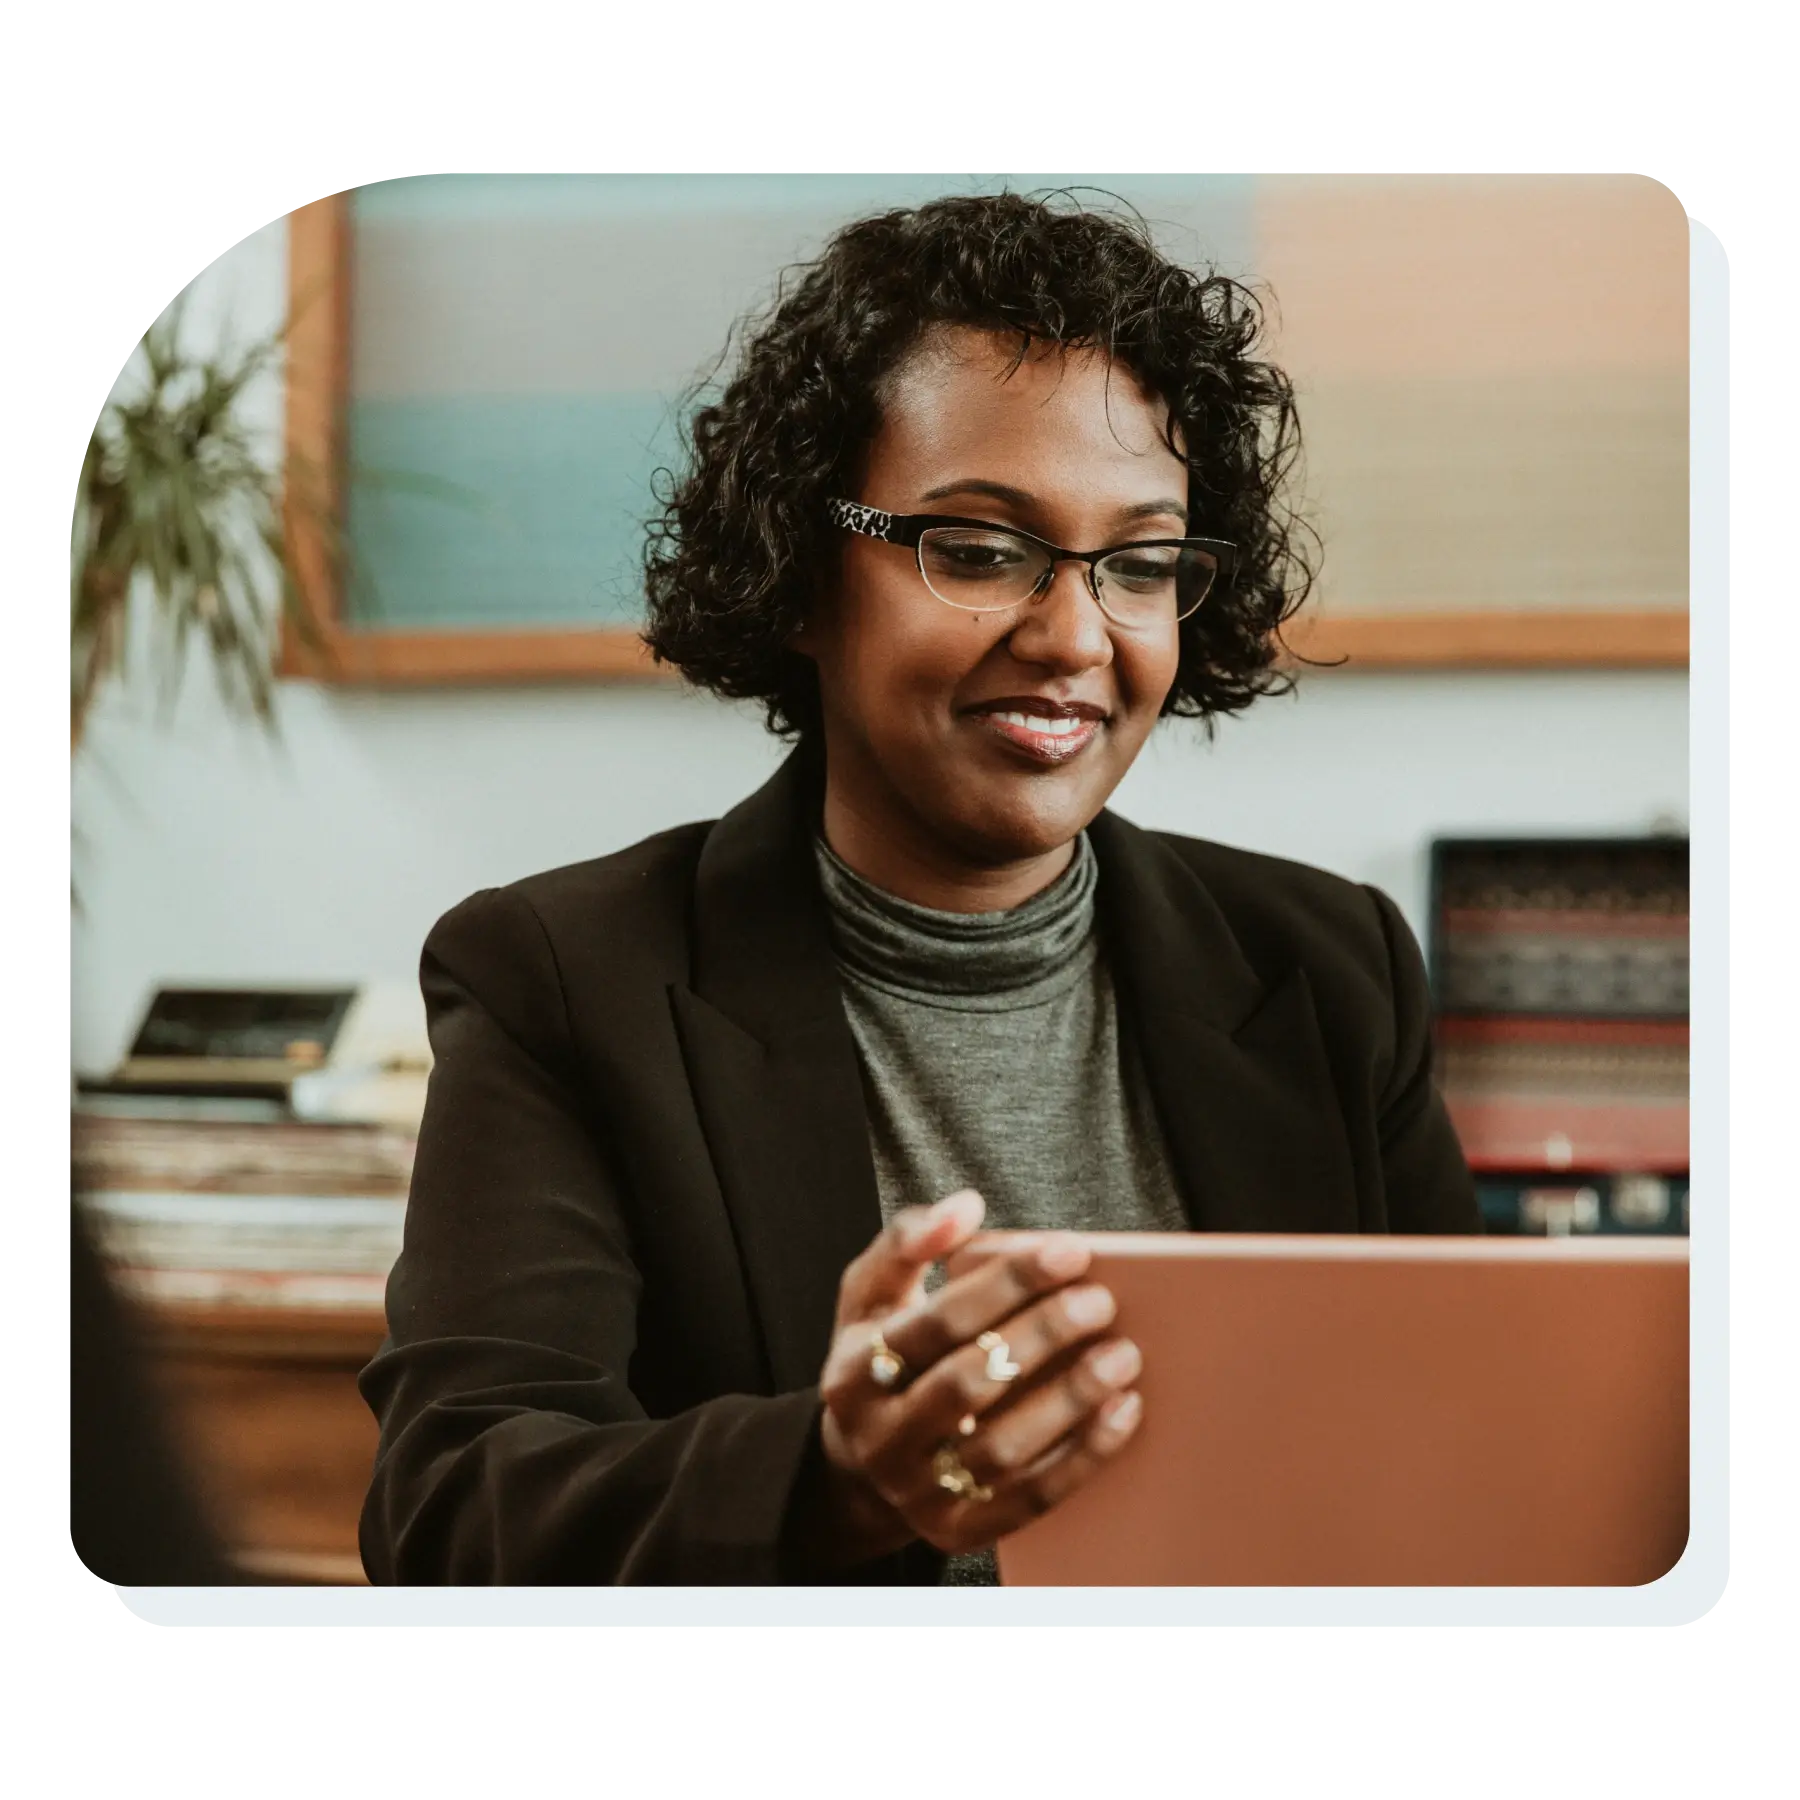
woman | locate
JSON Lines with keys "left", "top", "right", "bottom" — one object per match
{"left": 358, "top": 193, "right": 1480, "bottom": 1587}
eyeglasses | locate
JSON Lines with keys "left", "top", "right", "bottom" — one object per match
{"left": 827, "top": 497, "right": 1234, "bottom": 628}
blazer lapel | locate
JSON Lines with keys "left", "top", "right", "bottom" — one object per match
{"left": 670, "top": 748, "right": 884, "bottom": 1393}
{"left": 1090, "top": 810, "right": 1360, "bottom": 1233}
{"left": 671, "top": 762, "right": 1362, "bottom": 1397}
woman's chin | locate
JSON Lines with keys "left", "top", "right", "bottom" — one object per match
{"left": 933, "top": 785, "right": 1103, "bottom": 870}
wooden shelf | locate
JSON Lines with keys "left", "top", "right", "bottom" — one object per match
{"left": 142, "top": 1295, "right": 384, "bottom": 1585}
{"left": 146, "top": 1300, "right": 388, "bottom": 1362}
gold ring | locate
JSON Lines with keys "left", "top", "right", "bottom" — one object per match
{"left": 868, "top": 1328, "right": 906, "bottom": 1389}
{"left": 976, "top": 1330, "right": 1021, "bottom": 1383}
{"left": 933, "top": 1443, "right": 994, "bottom": 1503}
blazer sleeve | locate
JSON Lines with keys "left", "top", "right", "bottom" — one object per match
{"left": 1362, "top": 885, "right": 1483, "bottom": 1234}
{"left": 359, "top": 885, "right": 860, "bottom": 1585}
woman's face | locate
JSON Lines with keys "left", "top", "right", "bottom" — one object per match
{"left": 801, "top": 326, "right": 1187, "bottom": 902}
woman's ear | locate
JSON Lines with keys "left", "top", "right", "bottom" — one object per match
{"left": 786, "top": 586, "right": 830, "bottom": 662}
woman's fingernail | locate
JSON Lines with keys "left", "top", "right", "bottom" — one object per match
{"left": 1093, "top": 1339, "right": 1141, "bottom": 1386}
{"left": 1037, "top": 1235, "right": 1089, "bottom": 1279}
{"left": 933, "top": 1189, "right": 984, "bottom": 1230}
{"left": 1064, "top": 1284, "right": 1115, "bottom": 1329}
{"left": 1104, "top": 1390, "right": 1143, "bottom": 1435}
{"left": 895, "top": 1210, "right": 934, "bottom": 1250}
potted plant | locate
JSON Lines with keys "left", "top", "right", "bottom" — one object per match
{"left": 69, "top": 307, "right": 327, "bottom": 756}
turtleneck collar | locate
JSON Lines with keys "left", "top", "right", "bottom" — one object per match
{"left": 813, "top": 833, "right": 1099, "bottom": 1011}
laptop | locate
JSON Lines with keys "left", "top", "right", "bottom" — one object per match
{"left": 952, "top": 1233, "right": 1688, "bottom": 1587}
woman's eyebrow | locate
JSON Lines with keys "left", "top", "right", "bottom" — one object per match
{"left": 1114, "top": 498, "right": 1191, "bottom": 529}
{"left": 917, "top": 480, "right": 1189, "bottom": 529}
{"left": 917, "top": 478, "right": 1037, "bottom": 510}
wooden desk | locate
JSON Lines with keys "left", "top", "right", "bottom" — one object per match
{"left": 143, "top": 1301, "right": 386, "bottom": 1585}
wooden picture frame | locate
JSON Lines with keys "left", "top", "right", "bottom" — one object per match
{"left": 279, "top": 192, "right": 1687, "bottom": 686}
{"left": 279, "top": 192, "right": 655, "bottom": 684}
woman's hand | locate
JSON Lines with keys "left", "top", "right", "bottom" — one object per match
{"left": 809, "top": 1189, "right": 1144, "bottom": 1566}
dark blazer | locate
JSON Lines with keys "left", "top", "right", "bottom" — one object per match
{"left": 358, "top": 746, "right": 1479, "bottom": 1585}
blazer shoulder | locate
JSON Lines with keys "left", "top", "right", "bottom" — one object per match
{"left": 507, "top": 820, "right": 714, "bottom": 924}
{"left": 427, "top": 820, "right": 716, "bottom": 986}
{"left": 1150, "top": 829, "right": 1384, "bottom": 931}
{"left": 1138, "top": 826, "right": 1401, "bottom": 997}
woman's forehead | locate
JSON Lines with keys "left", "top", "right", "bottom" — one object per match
{"left": 871, "top": 327, "right": 1184, "bottom": 495}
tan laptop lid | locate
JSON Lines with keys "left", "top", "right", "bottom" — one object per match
{"left": 963, "top": 1234, "right": 1687, "bottom": 1587}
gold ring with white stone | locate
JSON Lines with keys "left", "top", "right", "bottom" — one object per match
{"left": 976, "top": 1330, "right": 1021, "bottom": 1384}
{"left": 933, "top": 1443, "right": 994, "bottom": 1503}
{"left": 868, "top": 1328, "right": 907, "bottom": 1389}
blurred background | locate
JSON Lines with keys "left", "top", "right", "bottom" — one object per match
{"left": 69, "top": 174, "right": 1690, "bottom": 1584}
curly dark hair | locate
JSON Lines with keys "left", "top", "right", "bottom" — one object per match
{"left": 642, "top": 190, "right": 1315, "bottom": 738}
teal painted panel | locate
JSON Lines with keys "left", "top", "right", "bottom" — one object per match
{"left": 354, "top": 172, "right": 1257, "bottom": 228}
{"left": 349, "top": 176, "right": 1261, "bottom": 406}
{"left": 341, "top": 176, "right": 1261, "bottom": 632}
{"left": 344, "top": 394, "right": 676, "bottom": 629}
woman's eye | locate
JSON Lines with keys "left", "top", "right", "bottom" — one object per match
{"left": 1105, "top": 550, "right": 1180, "bottom": 589}
{"left": 926, "top": 534, "right": 1030, "bottom": 578}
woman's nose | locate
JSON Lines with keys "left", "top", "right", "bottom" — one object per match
{"left": 1007, "top": 560, "right": 1114, "bottom": 671}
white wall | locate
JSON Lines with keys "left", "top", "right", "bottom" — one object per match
{"left": 69, "top": 218, "right": 1690, "bottom": 1075}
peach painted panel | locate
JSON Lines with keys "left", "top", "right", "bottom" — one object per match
{"left": 1297, "top": 369, "right": 1687, "bottom": 616}
{"left": 1256, "top": 176, "right": 1688, "bottom": 380}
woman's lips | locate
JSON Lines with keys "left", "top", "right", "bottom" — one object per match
{"left": 968, "top": 706, "right": 1104, "bottom": 764}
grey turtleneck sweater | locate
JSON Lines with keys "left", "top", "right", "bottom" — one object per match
{"left": 813, "top": 832, "right": 1187, "bottom": 1585}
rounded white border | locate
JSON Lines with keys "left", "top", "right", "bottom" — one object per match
{"left": 108, "top": 193, "right": 1728, "bottom": 1634}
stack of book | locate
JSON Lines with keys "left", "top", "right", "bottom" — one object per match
{"left": 1428, "top": 837, "right": 1689, "bottom": 1236}
{"left": 73, "top": 1099, "right": 413, "bottom": 1315}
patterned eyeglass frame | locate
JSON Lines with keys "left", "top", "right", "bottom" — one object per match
{"left": 824, "top": 497, "right": 1237, "bottom": 623}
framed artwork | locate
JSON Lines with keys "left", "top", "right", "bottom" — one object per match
{"left": 282, "top": 174, "right": 1688, "bottom": 685}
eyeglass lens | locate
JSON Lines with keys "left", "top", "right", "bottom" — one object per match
{"left": 917, "top": 526, "right": 1217, "bottom": 624}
